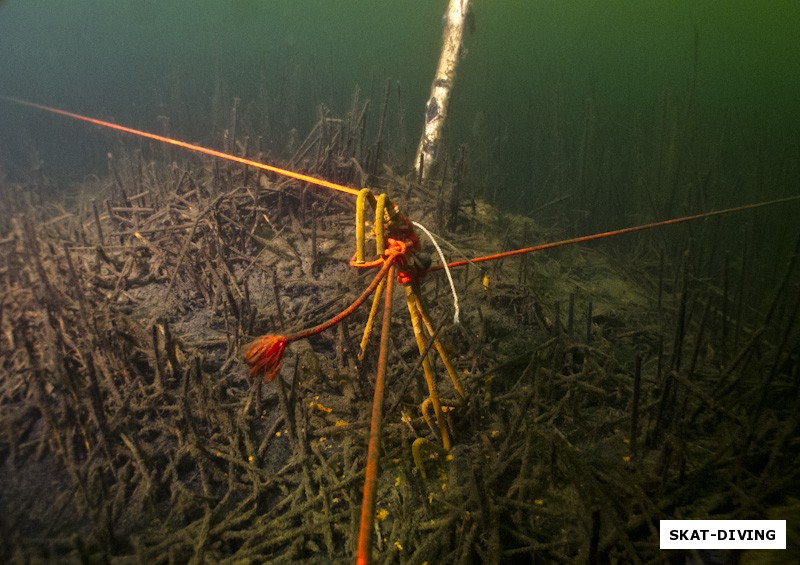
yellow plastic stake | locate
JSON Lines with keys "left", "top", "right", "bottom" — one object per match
{"left": 413, "top": 295, "right": 465, "bottom": 399}
{"left": 358, "top": 275, "right": 386, "bottom": 360}
{"left": 411, "top": 437, "right": 434, "bottom": 479}
{"left": 420, "top": 397, "right": 435, "bottom": 436}
{"left": 375, "top": 193, "right": 388, "bottom": 256}
{"left": 355, "top": 188, "right": 372, "bottom": 264}
{"left": 405, "top": 284, "right": 451, "bottom": 450}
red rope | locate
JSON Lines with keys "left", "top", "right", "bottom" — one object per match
{"left": 429, "top": 195, "right": 800, "bottom": 272}
{"left": 0, "top": 95, "right": 361, "bottom": 196}
{"left": 245, "top": 244, "right": 404, "bottom": 381}
{"left": 290, "top": 250, "right": 399, "bottom": 341}
{"left": 6, "top": 97, "right": 797, "bottom": 277}
{"left": 356, "top": 264, "right": 396, "bottom": 565}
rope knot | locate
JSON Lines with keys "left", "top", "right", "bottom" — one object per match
{"left": 386, "top": 236, "right": 429, "bottom": 284}
{"left": 385, "top": 237, "right": 407, "bottom": 258}
{"left": 386, "top": 238, "right": 413, "bottom": 283}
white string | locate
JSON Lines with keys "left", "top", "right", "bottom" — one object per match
{"left": 412, "top": 220, "right": 460, "bottom": 324}
{"left": 413, "top": 225, "right": 475, "bottom": 267}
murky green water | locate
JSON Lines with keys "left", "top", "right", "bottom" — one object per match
{"left": 1, "top": 0, "right": 799, "bottom": 211}
{"left": 1, "top": 4, "right": 799, "bottom": 561}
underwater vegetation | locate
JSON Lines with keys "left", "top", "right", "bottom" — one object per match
{"left": 0, "top": 83, "right": 798, "bottom": 562}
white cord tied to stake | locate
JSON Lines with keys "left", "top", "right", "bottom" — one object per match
{"left": 412, "top": 221, "right": 460, "bottom": 324}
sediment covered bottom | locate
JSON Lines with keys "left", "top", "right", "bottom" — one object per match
{"left": 1, "top": 155, "right": 798, "bottom": 562}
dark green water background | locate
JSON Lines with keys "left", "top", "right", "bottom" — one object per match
{"left": 1, "top": 0, "right": 798, "bottom": 217}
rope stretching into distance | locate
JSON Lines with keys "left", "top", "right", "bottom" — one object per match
{"left": 3, "top": 95, "right": 798, "bottom": 273}
{"left": 8, "top": 96, "right": 799, "bottom": 565}
{"left": 430, "top": 195, "right": 800, "bottom": 271}
{"left": 0, "top": 95, "right": 361, "bottom": 196}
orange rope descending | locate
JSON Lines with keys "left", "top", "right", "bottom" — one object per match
{"left": 430, "top": 194, "right": 800, "bottom": 272}
{"left": 356, "top": 263, "right": 395, "bottom": 565}
{"left": 0, "top": 95, "right": 361, "bottom": 196}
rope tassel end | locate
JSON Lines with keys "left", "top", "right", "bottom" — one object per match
{"left": 244, "top": 335, "right": 288, "bottom": 382}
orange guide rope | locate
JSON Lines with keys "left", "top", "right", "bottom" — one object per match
{"left": 430, "top": 194, "right": 800, "bottom": 272}
{"left": 356, "top": 264, "right": 396, "bottom": 565}
{"left": 3, "top": 96, "right": 797, "bottom": 274}
{"left": 9, "top": 95, "right": 799, "bottom": 565}
{"left": 0, "top": 95, "right": 361, "bottom": 196}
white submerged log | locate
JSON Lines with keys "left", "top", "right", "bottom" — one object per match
{"left": 415, "top": 0, "right": 472, "bottom": 179}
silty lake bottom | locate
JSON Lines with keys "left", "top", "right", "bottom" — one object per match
{"left": 0, "top": 2, "right": 799, "bottom": 562}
